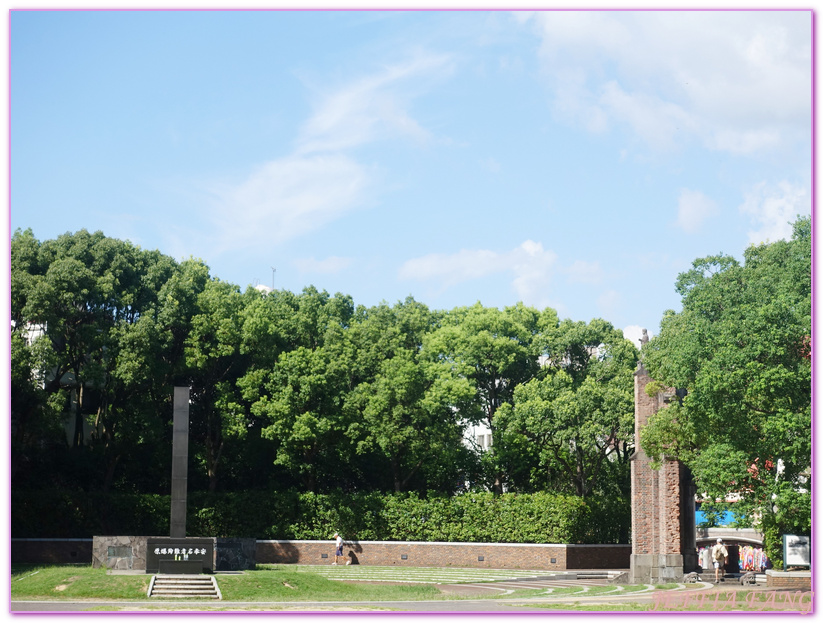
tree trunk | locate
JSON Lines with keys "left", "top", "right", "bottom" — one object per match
{"left": 73, "top": 384, "right": 85, "bottom": 448}
{"left": 392, "top": 456, "right": 402, "bottom": 493}
{"left": 305, "top": 471, "right": 317, "bottom": 493}
{"left": 204, "top": 403, "right": 223, "bottom": 493}
{"left": 207, "top": 436, "right": 223, "bottom": 493}
{"left": 575, "top": 447, "right": 587, "bottom": 497}
{"left": 396, "top": 456, "right": 425, "bottom": 492}
{"left": 102, "top": 452, "right": 120, "bottom": 494}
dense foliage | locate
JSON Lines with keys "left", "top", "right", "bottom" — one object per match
{"left": 495, "top": 318, "right": 636, "bottom": 498}
{"left": 13, "top": 223, "right": 809, "bottom": 557}
{"left": 640, "top": 217, "right": 811, "bottom": 565}
{"left": 11, "top": 489, "right": 628, "bottom": 544}
{"left": 11, "top": 228, "right": 638, "bottom": 507}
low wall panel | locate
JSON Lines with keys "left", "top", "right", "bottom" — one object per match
{"left": 11, "top": 538, "right": 93, "bottom": 565}
{"left": 256, "top": 540, "right": 630, "bottom": 570}
{"left": 13, "top": 538, "right": 630, "bottom": 571}
{"left": 565, "top": 544, "right": 631, "bottom": 569}
{"left": 766, "top": 570, "right": 811, "bottom": 590}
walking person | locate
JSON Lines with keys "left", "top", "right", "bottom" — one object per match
{"left": 711, "top": 538, "right": 728, "bottom": 582}
{"left": 333, "top": 532, "right": 344, "bottom": 565}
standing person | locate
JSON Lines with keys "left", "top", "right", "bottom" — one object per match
{"left": 702, "top": 547, "right": 712, "bottom": 572}
{"left": 711, "top": 538, "right": 728, "bottom": 582}
{"left": 333, "top": 532, "right": 344, "bottom": 565}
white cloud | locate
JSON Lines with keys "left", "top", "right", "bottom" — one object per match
{"left": 565, "top": 260, "right": 602, "bottom": 285}
{"left": 599, "top": 81, "right": 696, "bottom": 152}
{"left": 520, "top": 11, "right": 811, "bottom": 156}
{"left": 296, "top": 53, "right": 453, "bottom": 155}
{"left": 207, "top": 54, "right": 452, "bottom": 253}
{"left": 739, "top": 181, "right": 810, "bottom": 244}
{"left": 597, "top": 289, "right": 621, "bottom": 320}
{"left": 210, "top": 154, "right": 370, "bottom": 251}
{"left": 399, "top": 240, "right": 558, "bottom": 306}
{"left": 481, "top": 157, "right": 501, "bottom": 173}
{"left": 675, "top": 188, "right": 717, "bottom": 234}
{"left": 509, "top": 240, "right": 558, "bottom": 303}
{"left": 398, "top": 248, "right": 505, "bottom": 286}
{"left": 708, "top": 128, "right": 781, "bottom": 155}
{"left": 293, "top": 255, "right": 354, "bottom": 275}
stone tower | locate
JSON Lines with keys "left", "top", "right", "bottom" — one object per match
{"left": 630, "top": 360, "right": 698, "bottom": 583}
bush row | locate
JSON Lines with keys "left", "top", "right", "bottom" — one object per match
{"left": 12, "top": 490, "right": 630, "bottom": 544}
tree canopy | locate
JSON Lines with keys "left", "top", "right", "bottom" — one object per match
{"left": 496, "top": 318, "right": 636, "bottom": 500}
{"left": 12, "top": 223, "right": 810, "bottom": 556}
{"left": 640, "top": 216, "right": 811, "bottom": 559}
{"left": 11, "top": 228, "right": 638, "bottom": 503}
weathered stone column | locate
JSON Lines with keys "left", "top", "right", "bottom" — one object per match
{"left": 170, "top": 387, "right": 189, "bottom": 539}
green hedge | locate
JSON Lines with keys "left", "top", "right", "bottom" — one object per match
{"left": 11, "top": 490, "right": 629, "bottom": 544}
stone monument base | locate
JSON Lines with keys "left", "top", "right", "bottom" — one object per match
{"left": 93, "top": 536, "right": 256, "bottom": 573}
{"left": 630, "top": 553, "right": 686, "bottom": 584}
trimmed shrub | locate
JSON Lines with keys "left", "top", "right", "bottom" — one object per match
{"left": 11, "top": 489, "right": 629, "bottom": 544}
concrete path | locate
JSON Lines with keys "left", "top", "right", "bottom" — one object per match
{"left": 9, "top": 599, "right": 559, "bottom": 612}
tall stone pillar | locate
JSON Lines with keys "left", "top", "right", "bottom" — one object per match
{"left": 170, "top": 387, "right": 190, "bottom": 539}
{"left": 630, "top": 362, "right": 697, "bottom": 583}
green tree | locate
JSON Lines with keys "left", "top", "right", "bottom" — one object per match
{"left": 426, "top": 303, "right": 542, "bottom": 492}
{"left": 345, "top": 299, "right": 475, "bottom": 493}
{"left": 252, "top": 345, "right": 347, "bottom": 492}
{"left": 244, "top": 288, "right": 355, "bottom": 492}
{"left": 641, "top": 216, "right": 811, "bottom": 563}
{"left": 10, "top": 229, "right": 180, "bottom": 492}
{"left": 10, "top": 330, "right": 64, "bottom": 483}
{"left": 183, "top": 278, "right": 250, "bottom": 492}
{"left": 496, "top": 318, "right": 637, "bottom": 497}
{"left": 231, "top": 288, "right": 320, "bottom": 492}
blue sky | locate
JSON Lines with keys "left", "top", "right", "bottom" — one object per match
{"left": 10, "top": 9, "right": 813, "bottom": 346}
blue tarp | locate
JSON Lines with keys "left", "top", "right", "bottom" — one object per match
{"left": 695, "top": 510, "right": 735, "bottom": 526}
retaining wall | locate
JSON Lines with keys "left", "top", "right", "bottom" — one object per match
{"left": 13, "top": 538, "right": 629, "bottom": 571}
{"left": 256, "top": 540, "right": 630, "bottom": 570}
{"left": 766, "top": 570, "right": 812, "bottom": 590}
{"left": 11, "top": 538, "right": 93, "bottom": 565}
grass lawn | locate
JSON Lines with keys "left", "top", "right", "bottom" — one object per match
{"left": 11, "top": 564, "right": 637, "bottom": 604}
{"left": 12, "top": 565, "right": 151, "bottom": 600}
{"left": 11, "top": 564, "right": 446, "bottom": 603}
{"left": 217, "top": 569, "right": 443, "bottom": 602}
{"left": 12, "top": 565, "right": 811, "bottom": 613}
{"left": 618, "top": 583, "right": 654, "bottom": 593}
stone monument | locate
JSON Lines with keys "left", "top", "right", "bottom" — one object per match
{"left": 93, "top": 386, "right": 257, "bottom": 573}
{"left": 171, "top": 386, "right": 189, "bottom": 538}
{"left": 630, "top": 340, "right": 698, "bottom": 583}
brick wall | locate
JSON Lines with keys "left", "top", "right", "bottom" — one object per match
{"left": 565, "top": 544, "right": 632, "bottom": 569}
{"left": 631, "top": 364, "right": 659, "bottom": 557}
{"left": 630, "top": 363, "right": 693, "bottom": 582}
{"left": 256, "top": 540, "right": 630, "bottom": 570}
{"left": 14, "top": 538, "right": 629, "bottom": 570}
{"left": 766, "top": 570, "right": 812, "bottom": 590}
{"left": 659, "top": 460, "right": 683, "bottom": 555}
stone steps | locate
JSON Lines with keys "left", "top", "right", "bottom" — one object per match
{"left": 148, "top": 574, "right": 221, "bottom": 599}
